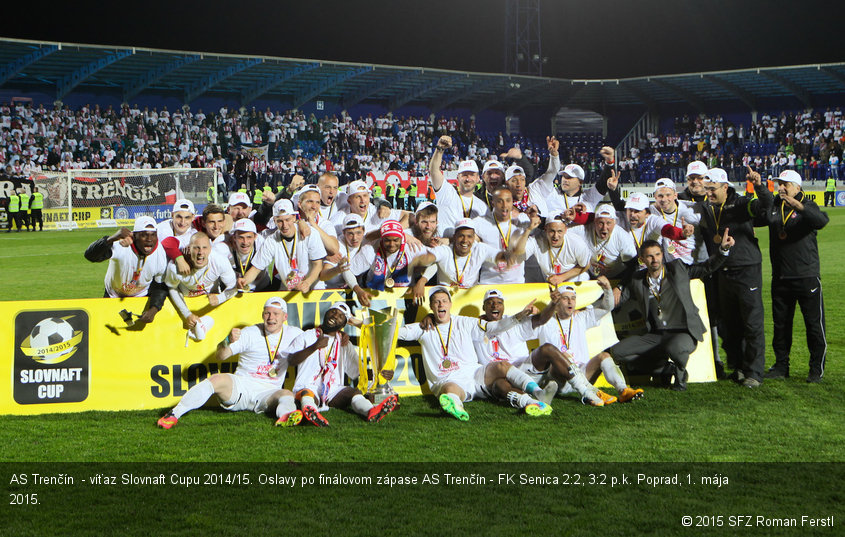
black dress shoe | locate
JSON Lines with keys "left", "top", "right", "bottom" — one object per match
{"left": 727, "top": 369, "right": 746, "bottom": 384}
{"left": 671, "top": 368, "right": 689, "bottom": 392}
{"left": 807, "top": 372, "right": 822, "bottom": 383}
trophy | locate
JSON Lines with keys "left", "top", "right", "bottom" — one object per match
{"left": 357, "top": 306, "right": 400, "bottom": 404}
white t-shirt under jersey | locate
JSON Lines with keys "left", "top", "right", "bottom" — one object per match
{"left": 430, "top": 242, "right": 499, "bottom": 288}
{"left": 569, "top": 224, "right": 637, "bottom": 279}
{"left": 525, "top": 233, "right": 592, "bottom": 282}
{"left": 434, "top": 182, "right": 488, "bottom": 232}
{"left": 164, "top": 251, "right": 236, "bottom": 297}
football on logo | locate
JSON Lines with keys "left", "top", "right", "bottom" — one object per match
{"left": 20, "top": 316, "right": 83, "bottom": 364}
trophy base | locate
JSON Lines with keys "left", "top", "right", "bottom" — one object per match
{"left": 367, "top": 386, "right": 396, "bottom": 405}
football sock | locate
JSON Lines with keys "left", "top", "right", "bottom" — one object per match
{"left": 445, "top": 392, "right": 464, "bottom": 410}
{"left": 566, "top": 364, "right": 598, "bottom": 398}
{"left": 506, "top": 366, "right": 539, "bottom": 393}
{"left": 350, "top": 394, "right": 374, "bottom": 417}
{"left": 601, "top": 357, "right": 628, "bottom": 391}
{"left": 301, "top": 394, "right": 317, "bottom": 408}
{"left": 506, "top": 391, "right": 536, "bottom": 409}
{"left": 172, "top": 379, "right": 214, "bottom": 419}
{"left": 276, "top": 394, "right": 296, "bottom": 418}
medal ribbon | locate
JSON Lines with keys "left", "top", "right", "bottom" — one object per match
{"left": 555, "top": 314, "right": 572, "bottom": 351}
{"left": 548, "top": 240, "right": 566, "bottom": 274}
{"left": 435, "top": 320, "right": 452, "bottom": 358}
{"left": 453, "top": 249, "right": 471, "bottom": 285}
{"left": 264, "top": 326, "right": 284, "bottom": 367}
{"left": 459, "top": 193, "right": 474, "bottom": 218}
{"left": 282, "top": 234, "right": 298, "bottom": 271}
{"left": 497, "top": 218, "right": 513, "bottom": 249}
{"left": 236, "top": 249, "right": 254, "bottom": 276}
{"left": 319, "top": 335, "right": 341, "bottom": 401}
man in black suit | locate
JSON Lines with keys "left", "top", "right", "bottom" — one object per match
{"left": 610, "top": 231, "right": 735, "bottom": 391}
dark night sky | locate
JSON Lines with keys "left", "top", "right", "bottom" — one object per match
{"left": 5, "top": 0, "right": 842, "bottom": 79}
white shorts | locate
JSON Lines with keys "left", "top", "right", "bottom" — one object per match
{"left": 429, "top": 364, "right": 490, "bottom": 402}
{"left": 219, "top": 374, "right": 284, "bottom": 414}
{"left": 521, "top": 347, "right": 553, "bottom": 381}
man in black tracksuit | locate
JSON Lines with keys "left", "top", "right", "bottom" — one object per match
{"left": 696, "top": 166, "right": 773, "bottom": 388}
{"left": 758, "top": 170, "right": 829, "bottom": 383}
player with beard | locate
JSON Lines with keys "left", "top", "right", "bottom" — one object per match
{"left": 156, "top": 199, "right": 197, "bottom": 248}
{"left": 400, "top": 287, "right": 553, "bottom": 421}
{"left": 240, "top": 199, "right": 326, "bottom": 292}
{"left": 288, "top": 302, "right": 399, "bottom": 426}
{"left": 165, "top": 232, "right": 238, "bottom": 338}
{"left": 430, "top": 135, "right": 488, "bottom": 232}
{"left": 157, "top": 297, "right": 305, "bottom": 429}
{"left": 84, "top": 216, "right": 168, "bottom": 323}
{"left": 474, "top": 160, "right": 506, "bottom": 209}
{"left": 365, "top": 219, "right": 435, "bottom": 292}
{"left": 321, "top": 214, "right": 376, "bottom": 307}
{"left": 472, "top": 187, "right": 533, "bottom": 284}
{"left": 407, "top": 202, "right": 447, "bottom": 248}
{"left": 677, "top": 161, "right": 709, "bottom": 203}
{"left": 419, "top": 219, "right": 514, "bottom": 293}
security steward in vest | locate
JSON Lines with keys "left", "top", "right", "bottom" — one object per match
{"left": 824, "top": 176, "right": 836, "bottom": 207}
{"left": 19, "top": 188, "right": 31, "bottom": 231}
{"left": 760, "top": 170, "right": 829, "bottom": 383}
{"left": 30, "top": 187, "right": 44, "bottom": 231}
{"left": 696, "top": 166, "right": 773, "bottom": 388}
{"left": 7, "top": 189, "right": 21, "bottom": 232}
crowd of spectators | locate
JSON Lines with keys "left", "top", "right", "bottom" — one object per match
{"left": 623, "top": 108, "right": 845, "bottom": 184}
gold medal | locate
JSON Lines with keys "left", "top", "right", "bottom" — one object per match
{"left": 286, "top": 270, "right": 298, "bottom": 282}
{"left": 778, "top": 230, "right": 787, "bottom": 240}
{"left": 713, "top": 234, "right": 722, "bottom": 244}
{"left": 441, "top": 359, "right": 452, "bottom": 369}
{"left": 267, "top": 367, "right": 277, "bottom": 378}
{"left": 667, "top": 243, "right": 676, "bottom": 254}
{"left": 384, "top": 277, "right": 395, "bottom": 288}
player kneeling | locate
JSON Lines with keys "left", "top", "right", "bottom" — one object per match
{"left": 287, "top": 303, "right": 399, "bottom": 427}
{"left": 157, "top": 297, "right": 304, "bottom": 429}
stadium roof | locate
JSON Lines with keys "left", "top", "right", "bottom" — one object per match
{"left": 1, "top": 37, "right": 844, "bottom": 113}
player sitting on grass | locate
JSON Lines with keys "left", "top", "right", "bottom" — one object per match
{"left": 474, "top": 289, "right": 611, "bottom": 407}
{"left": 524, "top": 278, "right": 644, "bottom": 405}
{"left": 399, "top": 286, "right": 554, "bottom": 421}
{"left": 288, "top": 302, "right": 399, "bottom": 426}
{"left": 157, "top": 297, "right": 304, "bottom": 429}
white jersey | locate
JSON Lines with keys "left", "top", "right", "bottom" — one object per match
{"left": 472, "top": 314, "right": 531, "bottom": 367}
{"left": 156, "top": 220, "right": 196, "bottom": 249}
{"left": 399, "top": 314, "right": 520, "bottom": 391}
{"left": 291, "top": 329, "right": 358, "bottom": 409}
{"left": 472, "top": 214, "right": 530, "bottom": 284}
{"left": 648, "top": 203, "right": 700, "bottom": 264}
{"left": 332, "top": 205, "right": 403, "bottom": 236}
{"left": 530, "top": 174, "right": 603, "bottom": 218}
{"left": 525, "top": 234, "right": 591, "bottom": 282}
{"left": 228, "top": 323, "right": 304, "bottom": 387}
{"left": 104, "top": 242, "right": 168, "bottom": 298}
{"left": 430, "top": 242, "right": 499, "bottom": 288}
{"left": 516, "top": 307, "right": 602, "bottom": 368}
{"left": 253, "top": 230, "right": 327, "bottom": 289}
{"left": 434, "top": 182, "right": 488, "bottom": 232}
{"left": 164, "top": 251, "right": 237, "bottom": 297}
{"left": 570, "top": 224, "right": 637, "bottom": 279}
{"left": 323, "top": 241, "right": 376, "bottom": 288}
{"left": 225, "top": 243, "right": 270, "bottom": 292}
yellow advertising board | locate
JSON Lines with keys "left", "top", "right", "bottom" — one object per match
{"left": 41, "top": 207, "right": 114, "bottom": 230}
{"left": 0, "top": 282, "right": 715, "bottom": 416}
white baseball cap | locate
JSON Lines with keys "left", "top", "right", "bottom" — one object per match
{"left": 342, "top": 213, "right": 365, "bottom": 229}
{"left": 654, "top": 178, "right": 677, "bottom": 192}
{"left": 505, "top": 165, "right": 525, "bottom": 181}
{"left": 625, "top": 193, "right": 650, "bottom": 211}
{"left": 346, "top": 180, "right": 370, "bottom": 196}
{"left": 327, "top": 302, "right": 353, "bottom": 319}
{"left": 457, "top": 160, "right": 479, "bottom": 174}
{"left": 132, "top": 216, "right": 157, "bottom": 232}
{"left": 415, "top": 201, "right": 437, "bottom": 214}
{"left": 172, "top": 199, "right": 196, "bottom": 215}
{"left": 293, "top": 184, "right": 321, "bottom": 208}
{"left": 594, "top": 205, "right": 617, "bottom": 220}
{"left": 232, "top": 218, "right": 257, "bottom": 234}
{"left": 558, "top": 285, "right": 577, "bottom": 296}
{"left": 686, "top": 160, "right": 708, "bottom": 177}
{"left": 482, "top": 160, "right": 505, "bottom": 174}
{"left": 453, "top": 218, "right": 475, "bottom": 232}
{"left": 777, "top": 169, "right": 802, "bottom": 186}
{"left": 228, "top": 192, "right": 251, "bottom": 207}
{"left": 705, "top": 168, "right": 730, "bottom": 184}
{"left": 264, "top": 297, "right": 287, "bottom": 311}
{"left": 483, "top": 289, "right": 505, "bottom": 302}
{"left": 561, "top": 164, "right": 585, "bottom": 180}
{"left": 428, "top": 285, "right": 452, "bottom": 299}
{"left": 272, "top": 198, "right": 295, "bottom": 217}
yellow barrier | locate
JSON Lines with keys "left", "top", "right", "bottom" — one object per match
{"left": 0, "top": 282, "right": 715, "bottom": 415}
